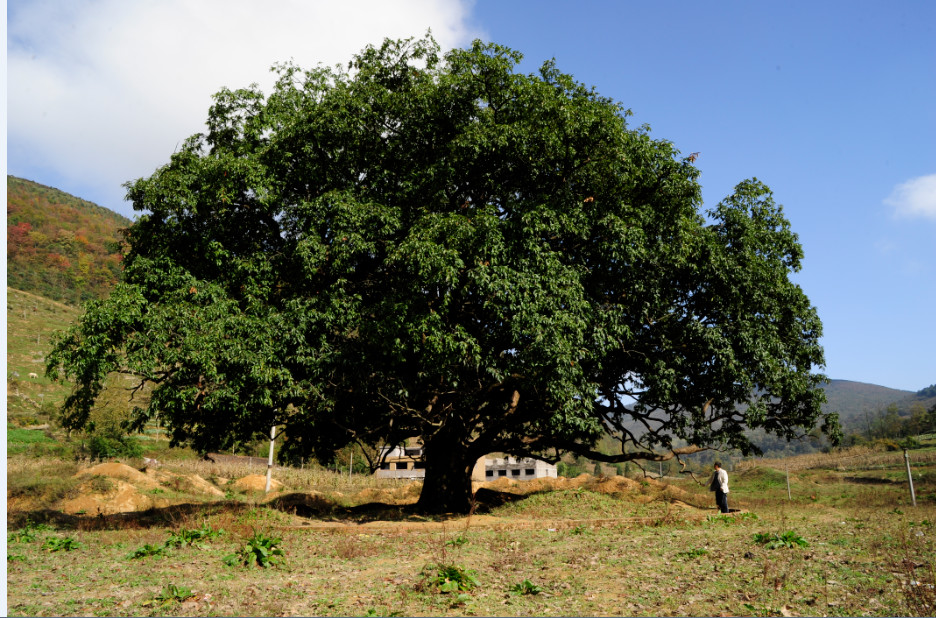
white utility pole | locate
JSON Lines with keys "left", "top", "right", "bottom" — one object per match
{"left": 265, "top": 425, "right": 276, "bottom": 493}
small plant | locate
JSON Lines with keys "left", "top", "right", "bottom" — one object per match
{"left": 129, "top": 543, "right": 166, "bottom": 559}
{"left": 570, "top": 525, "right": 589, "bottom": 535}
{"left": 446, "top": 535, "right": 470, "bottom": 548}
{"left": 677, "top": 547, "right": 708, "bottom": 559}
{"left": 8, "top": 529, "right": 37, "bottom": 544}
{"left": 153, "top": 583, "right": 196, "bottom": 606}
{"left": 43, "top": 536, "right": 81, "bottom": 552}
{"left": 509, "top": 579, "right": 543, "bottom": 595}
{"left": 753, "top": 531, "right": 808, "bottom": 549}
{"left": 224, "top": 530, "right": 285, "bottom": 568}
{"left": 165, "top": 523, "right": 224, "bottom": 548}
{"left": 8, "top": 519, "right": 51, "bottom": 544}
{"left": 426, "top": 563, "right": 479, "bottom": 593}
{"left": 8, "top": 554, "right": 27, "bottom": 562}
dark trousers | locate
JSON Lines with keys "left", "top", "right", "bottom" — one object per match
{"left": 715, "top": 489, "right": 729, "bottom": 513}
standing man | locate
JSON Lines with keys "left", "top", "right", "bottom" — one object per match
{"left": 709, "top": 461, "right": 730, "bottom": 513}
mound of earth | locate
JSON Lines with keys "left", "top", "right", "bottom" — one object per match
{"left": 232, "top": 474, "right": 284, "bottom": 493}
{"left": 145, "top": 468, "right": 225, "bottom": 497}
{"left": 354, "top": 483, "right": 422, "bottom": 505}
{"left": 60, "top": 477, "right": 162, "bottom": 515}
{"left": 76, "top": 462, "right": 161, "bottom": 491}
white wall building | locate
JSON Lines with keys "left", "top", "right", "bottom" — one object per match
{"left": 374, "top": 447, "right": 556, "bottom": 481}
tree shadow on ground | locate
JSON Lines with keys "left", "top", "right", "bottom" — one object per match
{"left": 6, "top": 487, "right": 533, "bottom": 530}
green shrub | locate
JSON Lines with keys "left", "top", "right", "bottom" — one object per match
{"left": 43, "top": 537, "right": 81, "bottom": 552}
{"left": 753, "top": 531, "right": 808, "bottom": 549}
{"left": 224, "top": 530, "right": 285, "bottom": 568}
{"left": 86, "top": 433, "right": 143, "bottom": 460}
{"left": 129, "top": 544, "right": 166, "bottom": 559}
{"left": 509, "top": 579, "right": 542, "bottom": 595}
{"left": 165, "top": 523, "right": 224, "bottom": 548}
{"left": 426, "top": 564, "right": 479, "bottom": 593}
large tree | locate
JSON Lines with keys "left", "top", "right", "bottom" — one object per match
{"left": 48, "top": 37, "right": 838, "bottom": 513}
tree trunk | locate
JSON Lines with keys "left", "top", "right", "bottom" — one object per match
{"left": 416, "top": 436, "right": 475, "bottom": 514}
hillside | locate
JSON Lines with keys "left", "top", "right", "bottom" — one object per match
{"left": 822, "top": 379, "right": 913, "bottom": 421}
{"left": 7, "top": 176, "right": 131, "bottom": 305}
{"left": 7, "top": 287, "right": 81, "bottom": 423}
{"left": 823, "top": 379, "right": 936, "bottom": 433}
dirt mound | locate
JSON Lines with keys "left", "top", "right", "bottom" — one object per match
{"left": 59, "top": 478, "right": 160, "bottom": 515}
{"left": 75, "top": 462, "right": 160, "bottom": 490}
{"left": 232, "top": 474, "right": 284, "bottom": 493}
{"left": 145, "top": 468, "right": 225, "bottom": 497}
{"left": 354, "top": 483, "right": 422, "bottom": 505}
{"left": 264, "top": 491, "right": 332, "bottom": 515}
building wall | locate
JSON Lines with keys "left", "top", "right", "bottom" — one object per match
{"left": 373, "top": 447, "right": 556, "bottom": 482}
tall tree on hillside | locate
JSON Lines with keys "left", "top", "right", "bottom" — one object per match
{"left": 47, "top": 37, "right": 838, "bottom": 513}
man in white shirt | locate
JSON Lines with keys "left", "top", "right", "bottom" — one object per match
{"left": 710, "top": 461, "right": 730, "bottom": 513}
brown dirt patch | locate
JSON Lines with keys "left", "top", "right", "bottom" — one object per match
{"left": 232, "top": 474, "right": 284, "bottom": 493}
{"left": 59, "top": 478, "right": 160, "bottom": 515}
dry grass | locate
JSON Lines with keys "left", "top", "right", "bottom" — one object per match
{"left": 8, "top": 451, "right": 936, "bottom": 616}
{"left": 737, "top": 444, "right": 936, "bottom": 472}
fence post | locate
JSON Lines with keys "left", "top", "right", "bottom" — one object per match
{"left": 265, "top": 424, "right": 276, "bottom": 493}
{"left": 786, "top": 465, "right": 791, "bottom": 500}
{"left": 904, "top": 449, "right": 917, "bottom": 507}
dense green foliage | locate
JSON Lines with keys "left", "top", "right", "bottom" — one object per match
{"left": 48, "top": 37, "right": 836, "bottom": 512}
{"left": 918, "top": 384, "right": 936, "bottom": 399}
{"left": 7, "top": 176, "right": 129, "bottom": 304}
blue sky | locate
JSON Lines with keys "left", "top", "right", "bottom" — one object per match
{"left": 6, "top": 1, "right": 935, "bottom": 391}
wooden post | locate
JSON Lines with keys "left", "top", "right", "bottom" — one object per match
{"left": 786, "top": 465, "right": 791, "bottom": 500}
{"left": 265, "top": 425, "right": 276, "bottom": 493}
{"left": 904, "top": 449, "right": 917, "bottom": 507}
{"left": 349, "top": 452, "right": 353, "bottom": 479}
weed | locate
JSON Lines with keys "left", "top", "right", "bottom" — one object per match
{"left": 8, "top": 554, "right": 27, "bottom": 562}
{"left": 753, "top": 531, "right": 808, "bottom": 549}
{"left": 424, "top": 563, "right": 479, "bottom": 593}
{"left": 676, "top": 547, "right": 708, "bottom": 559}
{"left": 152, "top": 583, "right": 196, "bottom": 606}
{"left": 223, "top": 530, "right": 285, "bottom": 568}
{"left": 42, "top": 537, "right": 80, "bottom": 552}
{"left": 8, "top": 529, "right": 37, "bottom": 544}
{"left": 165, "top": 522, "right": 224, "bottom": 548}
{"left": 129, "top": 543, "right": 166, "bottom": 559}
{"left": 509, "top": 579, "right": 543, "bottom": 595}
{"left": 446, "top": 534, "right": 470, "bottom": 547}
{"left": 570, "top": 525, "right": 589, "bottom": 535}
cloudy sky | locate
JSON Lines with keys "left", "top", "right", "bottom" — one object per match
{"left": 6, "top": 0, "right": 935, "bottom": 392}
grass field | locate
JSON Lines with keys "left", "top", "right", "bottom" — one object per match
{"left": 7, "top": 449, "right": 936, "bottom": 617}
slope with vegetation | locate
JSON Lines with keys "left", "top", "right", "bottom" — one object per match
{"left": 7, "top": 175, "right": 130, "bottom": 305}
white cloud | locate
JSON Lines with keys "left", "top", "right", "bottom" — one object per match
{"left": 884, "top": 174, "right": 936, "bottom": 220}
{"left": 7, "top": 0, "right": 480, "bottom": 214}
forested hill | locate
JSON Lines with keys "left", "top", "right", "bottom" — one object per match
{"left": 823, "top": 379, "right": 936, "bottom": 434}
{"left": 7, "top": 176, "right": 130, "bottom": 305}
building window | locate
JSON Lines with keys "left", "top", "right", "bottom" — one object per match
{"left": 498, "top": 470, "right": 507, "bottom": 477}
{"left": 525, "top": 469, "right": 534, "bottom": 475}
{"left": 486, "top": 470, "right": 494, "bottom": 478}
{"left": 511, "top": 469, "right": 520, "bottom": 476}
{"left": 413, "top": 461, "right": 426, "bottom": 469}
{"left": 380, "top": 463, "right": 391, "bottom": 470}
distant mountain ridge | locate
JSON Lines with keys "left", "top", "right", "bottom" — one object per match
{"left": 7, "top": 176, "right": 131, "bottom": 305}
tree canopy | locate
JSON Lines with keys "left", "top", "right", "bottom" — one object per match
{"left": 47, "top": 36, "right": 838, "bottom": 512}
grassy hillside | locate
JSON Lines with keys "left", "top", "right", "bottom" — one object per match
{"left": 6, "top": 288, "right": 80, "bottom": 425}
{"left": 7, "top": 176, "right": 130, "bottom": 305}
